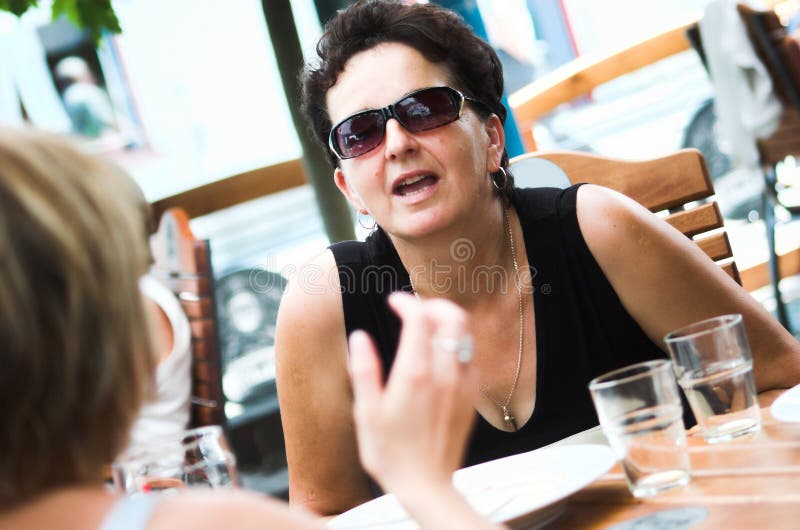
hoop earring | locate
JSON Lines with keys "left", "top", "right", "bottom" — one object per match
{"left": 358, "top": 210, "right": 376, "bottom": 230}
{"left": 492, "top": 167, "right": 509, "bottom": 191}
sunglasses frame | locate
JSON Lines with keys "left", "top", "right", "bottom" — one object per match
{"left": 328, "top": 86, "right": 481, "bottom": 160}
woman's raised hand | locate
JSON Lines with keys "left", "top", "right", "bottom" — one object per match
{"left": 348, "top": 293, "right": 504, "bottom": 529}
{"left": 348, "top": 292, "right": 477, "bottom": 495}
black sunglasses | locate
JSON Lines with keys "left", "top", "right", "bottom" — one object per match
{"left": 328, "top": 86, "right": 481, "bottom": 160}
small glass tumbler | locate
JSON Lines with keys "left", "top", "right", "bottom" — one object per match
{"left": 589, "top": 359, "right": 691, "bottom": 498}
{"left": 664, "top": 314, "right": 761, "bottom": 443}
{"left": 113, "top": 425, "right": 239, "bottom": 494}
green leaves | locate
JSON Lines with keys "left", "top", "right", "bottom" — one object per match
{"left": 1, "top": 0, "right": 121, "bottom": 43}
{"left": 0, "top": 0, "right": 39, "bottom": 17}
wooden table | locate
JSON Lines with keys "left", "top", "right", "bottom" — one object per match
{"left": 537, "top": 408, "right": 800, "bottom": 529}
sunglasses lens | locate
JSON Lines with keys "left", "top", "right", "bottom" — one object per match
{"left": 331, "top": 88, "right": 466, "bottom": 159}
{"left": 396, "top": 88, "right": 460, "bottom": 132}
{"left": 333, "top": 111, "right": 384, "bottom": 159}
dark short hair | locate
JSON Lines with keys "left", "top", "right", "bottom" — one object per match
{"left": 301, "top": 0, "right": 514, "bottom": 200}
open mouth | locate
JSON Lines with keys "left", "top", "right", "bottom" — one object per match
{"left": 393, "top": 174, "right": 439, "bottom": 196}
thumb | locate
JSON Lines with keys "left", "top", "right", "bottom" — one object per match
{"left": 348, "top": 330, "right": 384, "bottom": 408}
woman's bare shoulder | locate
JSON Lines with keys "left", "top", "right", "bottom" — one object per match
{"left": 150, "top": 490, "right": 322, "bottom": 530}
{"left": 276, "top": 249, "right": 344, "bottom": 347}
{"left": 573, "top": 184, "right": 647, "bottom": 253}
{"left": 276, "top": 248, "right": 347, "bottom": 362}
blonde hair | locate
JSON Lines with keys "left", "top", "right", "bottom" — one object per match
{"left": 0, "top": 127, "right": 155, "bottom": 507}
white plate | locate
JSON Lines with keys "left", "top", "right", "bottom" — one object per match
{"left": 328, "top": 444, "right": 616, "bottom": 530}
{"left": 771, "top": 383, "right": 800, "bottom": 422}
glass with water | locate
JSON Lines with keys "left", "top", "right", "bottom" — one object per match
{"left": 113, "top": 425, "right": 239, "bottom": 494}
{"left": 589, "top": 360, "right": 691, "bottom": 498}
{"left": 664, "top": 314, "right": 761, "bottom": 443}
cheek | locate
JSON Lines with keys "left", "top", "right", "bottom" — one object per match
{"left": 350, "top": 167, "right": 384, "bottom": 200}
{"left": 343, "top": 159, "right": 381, "bottom": 187}
{"left": 435, "top": 131, "right": 467, "bottom": 156}
{"left": 455, "top": 120, "right": 487, "bottom": 157}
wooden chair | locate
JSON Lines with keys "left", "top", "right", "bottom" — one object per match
{"left": 150, "top": 207, "right": 226, "bottom": 428}
{"left": 735, "top": 3, "right": 800, "bottom": 206}
{"left": 509, "top": 148, "right": 741, "bottom": 284}
{"left": 730, "top": 4, "right": 800, "bottom": 329}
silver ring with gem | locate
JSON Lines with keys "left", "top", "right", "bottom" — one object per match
{"left": 434, "top": 334, "right": 474, "bottom": 364}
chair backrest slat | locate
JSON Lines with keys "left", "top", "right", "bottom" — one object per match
{"left": 526, "top": 149, "right": 715, "bottom": 211}
{"left": 663, "top": 202, "right": 724, "bottom": 237}
{"left": 179, "top": 298, "right": 213, "bottom": 320}
{"left": 721, "top": 261, "right": 740, "bottom": 281}
{"left": 510, "top": 148, "right": 741, "bottom": 284}
{"left": 189, "top": 318, "right": 216, "bottom": 341}
{"left": 696, "top": 232, "right": 734, "bottom": 262}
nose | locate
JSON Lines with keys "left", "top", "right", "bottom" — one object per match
{"left": 383, "top": 118, "right": 418, "bottom": 160}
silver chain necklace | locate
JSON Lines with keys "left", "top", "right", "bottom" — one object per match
{"left": 479, "top": 205, "right": 523, "bottom": 432}
{"left": 410, "top": 205, "right": 524, "bottom": 432}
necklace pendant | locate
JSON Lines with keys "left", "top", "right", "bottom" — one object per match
{"left": 502, "top": 406, "right": 517, "bottom": 432}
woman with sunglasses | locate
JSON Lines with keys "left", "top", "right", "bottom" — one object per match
{"left": 276, "top": 0, "right": 800, "bottom": 518}
{"left": 0, "top": 126, "right": 502, "bottom": 530}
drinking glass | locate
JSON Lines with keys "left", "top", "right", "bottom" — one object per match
{"left": 113, "top": 425, "right": 239, "bottom": 494}
{"left": 589, "top": 360, "right": 691, "bottom": 498}
{"left": 664, "top": 314, "right": 761, "bottom": 443}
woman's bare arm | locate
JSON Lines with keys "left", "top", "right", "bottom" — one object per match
{"left": 577, "top": 184, "right": 800, "bottom": 394}
{"left": 275, "top": 250, "right": 373, "bottom": 515}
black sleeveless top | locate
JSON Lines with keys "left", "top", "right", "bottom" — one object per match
{"left": 330, "top": 185, "right": 671, "bottom": 466}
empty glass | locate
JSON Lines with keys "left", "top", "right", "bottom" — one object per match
{"left": 664, "top": 314, "right": 761, "bottom": 443}
{"left": 113, "top": 425, "right": 239, "bottom": 494}
{"left": 589, "top": 360, "right": 691, "bottom": 498}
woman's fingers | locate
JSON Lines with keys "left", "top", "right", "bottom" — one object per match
{"left": 388, "top": 294, "right": 471, "bottom": 352}
{"left": 351, "top": 294, "right": 477, "bottom": 490}
{"left": 424, "top": 298, "right": 471, "bottom": 374}
{"left": 420, "top": 299, "right": 476, "bottom": 440}
{"left": 348, "top": 329, "right": 384, "bottom": 410}
{"left": 387, "top": 293, "right": 435, "bottom": 376}
{"left": 386, "top": 294, "right": 474, "bottom": 422}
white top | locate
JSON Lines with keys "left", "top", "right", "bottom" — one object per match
{"left": 125, "top": 275, "right": 192, "bottom": 453}
{"left": 699, "top": 0, "right": 782, "bottom": 169}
